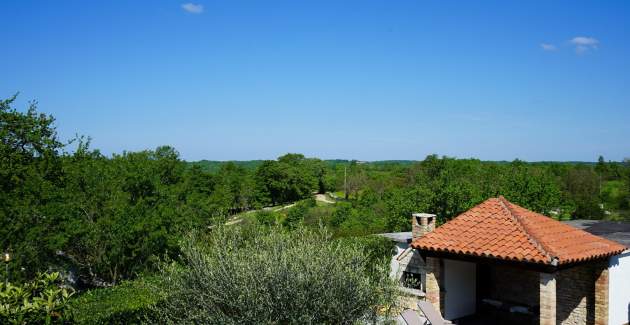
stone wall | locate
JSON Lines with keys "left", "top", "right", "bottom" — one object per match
{"left": 393, "top": 250, "right": 428, "bottom": 312}
{"left": 424, "top": 256, "right": 443, "bottom": 315}
{"left": 484, "top": 262, "right": 609, "bottom": 325}
{"left": 556, "top": 263, "right": 596, "bottom": 325}
{"left": 540, "top": 272, "right": 557, "bottom": 325}
{"left": 593, "top": 262, "right": 609, "bottom": 325}
{"left": 555, "top": 261, "right": 610, "bottom": 325}
{"left": 399, "top": 249, "right": 425, "bottom": 276}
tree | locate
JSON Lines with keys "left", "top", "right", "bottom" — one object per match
{"left": 595, "top": 155, "right": 608, "bottom": 178}
{"left": 346, "top": 161, "right": 366, "bottom": 199}
{"left": 255, "top": 154, "right": 318, "bottom": 205}
{"left": 621, "top": 158, "right": 630, "bottom": 211}
{"left": 150, "top": 227, "right": 398, "bottom": 324}
{"left": 383, "top": 186, "right": 433, "bottom": 231}
{"left": 500, "top": 160, "right": 561, "bottom": 215}
{"left": 57, "top": 146, "right": 210, "bottom": 285}
{"left": 0, "top": 95, "right": 64, "bottom": 281}
{"left": 213, "top": 162, "right": 255, "bottom": 213}
{"left": 564, "top": 167, "right": 602, "bottom": 219}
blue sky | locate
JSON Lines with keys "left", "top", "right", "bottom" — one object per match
{"left": 1, "top": 1, "right": 629, "bottom": 161}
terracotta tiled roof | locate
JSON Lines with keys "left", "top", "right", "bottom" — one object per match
{"left": 411, "top": 196, "right": 627, "bottom": 266}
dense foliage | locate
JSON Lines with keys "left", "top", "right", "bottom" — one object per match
{"left": 0, "top": 272, "right": 74, "bottom": 324}
{"left": 71, "top": 277, "right": 160, "bottom": 324}
{"left": 247, "top": 156, "right": 629, "bottom": 238}
{"left": 1, "top": 97, "right": 325, "bottom": 285}
{"left": 328, "top": 156, "right": 567, "bottom": 233}
{"left": 1, "top": 95, "right": 66, "bottom": 284}
{"left": 149, "top": 226, "right": 398, "bottom": 324}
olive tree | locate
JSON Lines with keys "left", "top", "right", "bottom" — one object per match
{"left": 150, "top": 226, "right": 398, "bottom": 324}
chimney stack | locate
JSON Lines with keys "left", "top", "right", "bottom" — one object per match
{"left": 412, "top": 213, "right": 436, "bottom": 240}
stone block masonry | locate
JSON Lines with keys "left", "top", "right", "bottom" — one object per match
{"left": 540, "top": 272, "right": 557, "bottom": 325}
{"left": 544, "top": 260, "right": 609, "bottom": 325}
{"left": 594, "top": 264, "right": 608, "bottom": 325}
{"left": 424, "top": 256, "right": 443, "bottom": 315}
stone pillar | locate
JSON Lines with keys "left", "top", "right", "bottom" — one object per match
{"left": 594, "top": 264, "right": 609, "bottom": 325}
{"left": 540, "top": 272, "right": 557, "bottom": 325}
{"left": 425, "top": 257, "right": 444, "bottom": 315}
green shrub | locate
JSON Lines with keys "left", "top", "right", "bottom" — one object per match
{"left": 337, "top": 235, "right": 395, "bottom": 270}
{"left": 253, "top": 210, "right": 281, "bottom": 226}
{"left": 602, "top": 180, "right": 630, "bottom": 210}
{"left": 302, "top": 204, "right": 336, "bottom": 227}
{"left": 329, "top": 202, "right": 353, "bottom": 228}
{"left": 282, "top": 200, "right": 313, "bottom": 228}
{"left": 0, "top": 272, "right": 74, "bottom": 324}
{"left": 150, "top": 226, "right": 399, "bottom": 324}
{"left": 71, "top": 277, "right": 161, "bottom": 324}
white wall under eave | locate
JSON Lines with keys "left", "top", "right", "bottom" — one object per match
{"left": 389, "top": 242, "right": 409, "bottom": 280}
{"left": 443, "top": 259, "right": 476, "bottom": 320}
{"left": 608, "top": 250, "right": 630, "bottom": 325}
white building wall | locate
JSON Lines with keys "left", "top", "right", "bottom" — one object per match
{"left": 389, "top": 242, "right": 408, "bottom": 279}
{"left": 443, "top": 259, "right": 476, "bottom": 320}
{"left": 609, "top": 251, "right": 630, "bottom": 325}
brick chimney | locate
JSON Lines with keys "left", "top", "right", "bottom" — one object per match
{"left": 412, "top": 213, "right": 436, "bottom": 240}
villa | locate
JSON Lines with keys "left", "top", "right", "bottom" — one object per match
{"left": 382, "top": 196, "right": 630, "bottom": 325}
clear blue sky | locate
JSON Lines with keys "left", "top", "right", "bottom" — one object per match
{"left": 1, "top": 1, "right": 629, "bottom": 161}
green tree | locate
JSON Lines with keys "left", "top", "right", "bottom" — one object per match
{"left": 0, "top": 95, "right": 64, "bottom": 281}
{"left": 595, "top": 155, "right": 608, "bottom": 178}
{"left": 564, "top": 167, "right": 602, "bottom": 219}
{"left": 255, "top": 154, "right": 318, "bottom": 205}
{"left": 383, "top": 186, "right": 433, "bottom": 231}
{"left": 150, "top": 227, "right": 398, "bottom": 324}
{"left": 500, "top": 160, "right": 561, "bottom": 214}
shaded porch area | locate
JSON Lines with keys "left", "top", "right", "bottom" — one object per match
{"left": 423, "top": 255, "right": 610, "bottom": 325}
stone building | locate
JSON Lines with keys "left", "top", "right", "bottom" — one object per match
{"left": 383, "top": 196, "right": 630, "bottom": 325}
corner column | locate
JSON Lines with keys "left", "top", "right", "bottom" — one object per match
{"left": 540, "top": 272, "right": 557, "bottom": 325}
{"left": 594, "top": 263, "right": 609, "bottom": 325}
{"left": 425, "top": 257, "right": 444, "bottom": 315}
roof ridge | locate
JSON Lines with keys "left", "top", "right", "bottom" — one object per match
{"left": 497, "top": 196, "right": 558, "bottom": 265}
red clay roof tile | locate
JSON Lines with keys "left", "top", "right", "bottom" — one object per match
{"left": 410, "top": 196, "right": 627, "bottom": 266}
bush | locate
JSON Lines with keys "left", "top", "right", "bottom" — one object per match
{"left": 0, "top": 272, "right": 74, "bottom": 324}
{"left": 70, "top": 277, "right": 161, "bottom": 324}
{"left": 282, "top": 199, "right": 316, "bottom": 228}
{"left": 303, "top": 204, "right": 336, "bottom": 227}
{"left": 150, "top": 226, "right": 398, "bottom": 324}
{"left": 337, "top": 235, "right": 395, "bottom": 272}
{"left": 253, "top": 210, "right": 280, "bottom": 226}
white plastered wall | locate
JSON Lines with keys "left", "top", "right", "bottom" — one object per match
{"left": 389, "top": 242, "right": 409, "bottom": 279}
{"left": 608, "top": 250, "right": 630, "bottom": 325}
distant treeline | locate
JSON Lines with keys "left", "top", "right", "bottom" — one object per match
{"left": 188, "top": 160, "right": 265, "bottom": 173}
{"left": 186, "top": 159, "right": 420, "bottom": 173}
{"left": 2, "top": 94, "right": 629, "bottom": 289}
{"left": 188, "top": 159, "right": 605, "bottom": 174}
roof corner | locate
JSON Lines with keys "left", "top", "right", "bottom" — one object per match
{"left": 497, "top": 196, "right": 556, "bottom": 265}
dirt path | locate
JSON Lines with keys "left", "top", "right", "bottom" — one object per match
{"left": 272, "top": 203, "right": 297, "bottom": 211}
{"left": 220, "top": 194, "right": 335, "bottom": 227}
{"left": 315, "top": 193, "right": 335, "bottom": 204}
